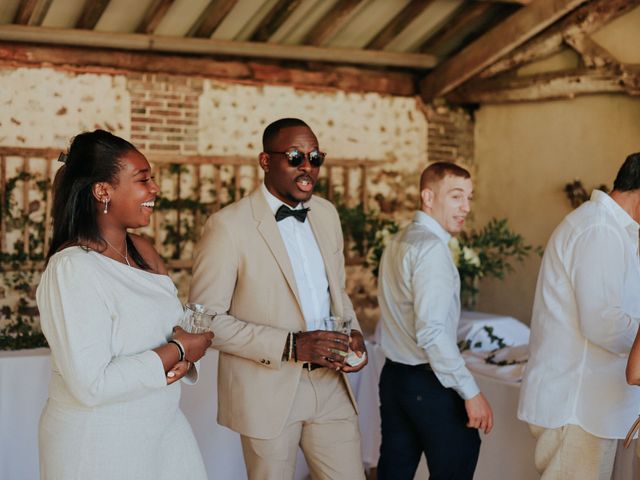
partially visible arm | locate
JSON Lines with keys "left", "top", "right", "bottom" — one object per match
{"left": 412, "top": 241, "right": 479, "bottom": 400}
{"left": 328, "top": 206, "right": 367, "bottom": 372}
{"left": 189, "top": 215, "right": 289, "bottom": 369}
{"left": 38, "top": 256, "right": 168, "bottom": 407}
{"left": 626, "top": 325, "right": 640, "bottom": 384}
{"left": 572, "top": 225, "right": 640, "bottom": 355}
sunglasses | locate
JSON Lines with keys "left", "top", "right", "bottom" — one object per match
{"left": 267, "top": 149, "right": 326, "bottom": 168}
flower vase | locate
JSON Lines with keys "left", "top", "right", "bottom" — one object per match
{"left": 461, "top": 277, "right": 479, "bottom": 310}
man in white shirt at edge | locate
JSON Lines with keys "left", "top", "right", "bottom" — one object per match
{"left": 377, "top": 162, "right": 493, "bottom": 480}
{"left": 518, "top": 153, "right": 640, "bottom": 479}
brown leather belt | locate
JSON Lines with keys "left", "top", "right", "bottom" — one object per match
{"left": 302, "top": 362, "right": 323, "bottom": 371}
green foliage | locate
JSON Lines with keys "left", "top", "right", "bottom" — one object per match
{"left": 450, "top": 218, "right": 540, "bottom": 308}
{"left": 0, "top": 300, "right": 47, "bottom": 350}
{"left": 1, "top": 171, "right": 50, "bottom": 349}
{"left": 314, "top": 179, "right": 399, "bottom": 278}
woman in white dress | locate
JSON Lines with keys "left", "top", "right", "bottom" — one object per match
{"left": 37, "top": 130, "right": 214, "bottom": 479}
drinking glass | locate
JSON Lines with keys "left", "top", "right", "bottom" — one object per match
{"left": 181, "top": 303, "right": 216, "bottom": 334}
{"left": 324, "top": 315, "right": 352, "bottom": 357}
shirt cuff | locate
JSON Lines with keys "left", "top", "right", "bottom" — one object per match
{"left": 455, "top": 377, "right": 480, "bottom": 400}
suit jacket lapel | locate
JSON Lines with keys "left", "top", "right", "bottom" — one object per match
{"left": 250, "top": 190, "right": 304, "bottom": 320}
{"left": 307, "top": 199, "right": 343, "bottom": 318}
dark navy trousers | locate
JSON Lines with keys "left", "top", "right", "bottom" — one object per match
{"left": 377, "top": 360, "right": 480, "bottom": 480}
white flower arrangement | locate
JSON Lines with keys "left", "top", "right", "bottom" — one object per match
{"left": 447, "top": 219, "right": 538, "bottom": 308}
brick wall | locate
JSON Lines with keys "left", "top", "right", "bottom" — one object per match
{"left": 128, "top": 73, "right": 203, "bottom": 155}
{"left": 424, "top": 103, "right": 475, "bottom": 166}
{"left": 0, "top": 54, "right": 476, "bottom": 336}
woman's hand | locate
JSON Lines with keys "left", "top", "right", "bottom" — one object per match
{"left": 172, "top": 326, "right": 214, "bottom": 362}
{"left": 166, "top": 360, "right": 191, "bottom": 385}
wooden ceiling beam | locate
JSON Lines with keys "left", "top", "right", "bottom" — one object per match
{"left": 366, "top": 0, "right": 434, "bottom": 50}
{"left": 187, "top": 0, "right": 238, "bottom": 38}
{"left": 420, "top": 0, "right": 587, "bottom": 101}
{"left": 0, "top": 43, "right": 418, "bottom": 96}
{"left": 480, "top": 0, "right": 640, "bottom": 79}
{"left": 76, "top": 0, "right": 111, "bottom": 30}
{"left": 474, "top": 0, "right": 532, "bottom": 4}
{"left": 419, "top": 2, "right": 493, "bottom": 54}
{"left": 14, "top": 0, "right": 53, "bottom": 26}
{"left": 447, "top": 64, "right": 640, "bottom": 104}
{"left": 563, "top": 33, "right": 617, "bottom": 68}
{"left": 0, "top": 25, "right": 437, "bottom": 69}
{"left": 302, "top": 0, "right": 364, "bottom": 47}
{"left": 13, "top": 0, "right": 38, "bottom": 25}
{"left": 136, "top": 0, "right": 175, "bottom": 34}
{"left": 250, "top": 0, "right": 303, "bottom": 43}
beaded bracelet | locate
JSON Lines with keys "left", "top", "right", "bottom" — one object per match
{"left": 293, "top": 332, "right": 298, "bottom": 362}
{"left": 287, "top": 332, "right": 294, "bottom": 361}
{"left": 168, "top": 339, "right": 185, "bottom": 362}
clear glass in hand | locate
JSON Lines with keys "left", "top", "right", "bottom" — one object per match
{"left": 181, "top": 303, "right": 216, "bottom": 334}
{"left": 324, "top": 315, "right": 352, "bottom": 357}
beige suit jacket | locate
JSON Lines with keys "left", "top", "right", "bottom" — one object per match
{"left": 189, "top": 188, "right": 360, "bottom": 440}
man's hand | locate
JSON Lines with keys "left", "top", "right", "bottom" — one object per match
{"left": 341, "top": 330, "right": 368, "bottom": 373}
{"left": 295, "top": 330, "right": 349, "bottom": 370}
{"left": 464, "top": 392, "right": 493, "bottom": 434}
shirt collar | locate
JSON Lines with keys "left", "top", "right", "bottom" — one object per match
{"left": 591, "top": 189, "right": 639, "bottom": 232}
{"left": 261, "top": 183, "right": 306, "bottom": 216}
{"left": 413, "top": 210, "right": 452, "bottom": 244}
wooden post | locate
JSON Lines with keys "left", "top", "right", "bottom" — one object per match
{"left": 214, "top": 165, "right": 222, "bottom": 211}
{"left": 234, "top": 165, "right": 241, "bottom": 201}
{"left": 153, "top": 163, "right": 162, "bottom": 254}
{"left": 0, "top": 156, "right": 5, "bottom": 254}
{"left": 175, "top": 165, "right": 182, "bottom": 259}
{"left": 22, "top": 157, "right": 30, "bottom": 256}
{"left": 43, "top": 157, "right": 52, "bottom": 256}
{"left": 360, "top": 165, "right": 368, "bottom": 212}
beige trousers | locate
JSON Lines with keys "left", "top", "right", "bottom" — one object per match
{"left": 529, "top": 424, "right": 617, "bottom": 480}
{"left": 241, "top": 368, "right": 365, "bottom": 480}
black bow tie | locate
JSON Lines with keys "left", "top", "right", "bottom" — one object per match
{"left": 275, "top": 205, "right": 309, "bottom": 223}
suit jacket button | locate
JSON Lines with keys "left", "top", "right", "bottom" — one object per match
{"left": 265, "top": 360, "right": 271, "bottom": 365}
{"left": 260, "top": 359, "right": 266, "bottom": 364}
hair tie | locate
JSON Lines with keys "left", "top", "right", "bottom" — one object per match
{"left": 57, "top": 152, "right": 68, "bottom": 163}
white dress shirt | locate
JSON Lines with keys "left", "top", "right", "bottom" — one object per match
{"left": 518, "top": 190, "right": 640, "bottom": 438}
{"left": 261, "top": 184, "right": 331, "bottom": 331}
{"left": 378, "top": 210, "right": 480, "bottom": 400}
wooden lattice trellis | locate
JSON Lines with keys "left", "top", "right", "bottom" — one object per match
{"left": 0, "top": 146, "right": 377, "bottom": 271}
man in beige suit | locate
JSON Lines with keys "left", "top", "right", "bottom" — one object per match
{"left": 190, "top": 118, "right": 367, "bottom": 479}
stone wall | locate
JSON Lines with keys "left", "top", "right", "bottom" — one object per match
{"left": 0, "top": 58, "right": 474, "bottom": 337}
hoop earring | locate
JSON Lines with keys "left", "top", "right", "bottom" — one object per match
{"left": 103, "top": 199, "right": 110, "bottom": 214}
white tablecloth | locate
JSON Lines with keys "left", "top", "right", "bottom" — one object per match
{"left": 0, "top": 348, "right": 309, "bottom": 480}
{"left": 1, "top": 324, "right": 637, "bottom": 480}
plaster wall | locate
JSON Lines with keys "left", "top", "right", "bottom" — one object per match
{"left": 473, "top": 94, "right": 640, "bottom": 324}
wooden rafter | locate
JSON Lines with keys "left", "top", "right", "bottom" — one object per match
{"left": 0, "top": 42, "right": 417, "bottom": 95}
{"left": 476, "top": 0, "right": 531, "bottom": 4}
{"left": 302, "top": 0, "right": 364, "bottom": 47}
{"left": 419, "top": 2, "right": 493, "bottom": 55}
{"left": 13, "top": 0, "right": 53, "bottom": 26}
{"left": 420, "top": 0, "right": 587, "bottom": 101}
{"left": 136, "top": 0, "right": 175, "bottom": 34}
{"left": 447, "top": 64, "right": 640, "bottom": 104}
{"left": 563, "top": 33, "right": 617, "bottom": 68}
{"left": 480, "top": 0, "right": 640, "bottom": 78}
{"left": 250, "top": 0, "right": 303, "bottom": 43}
{"left": 76, "top": 0, "right": 111, "bottom": 30}
{"left": 366, "top": 0, "right": 434, "bottom": 50}
{"left": 0, "top": 25, "right": 436, "bottom": 69}
{"left": 188, "top": 0, "right": 238, "bottom": 38}
{"left": 13, "top": 0, "right": 38, "bottom": 25}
